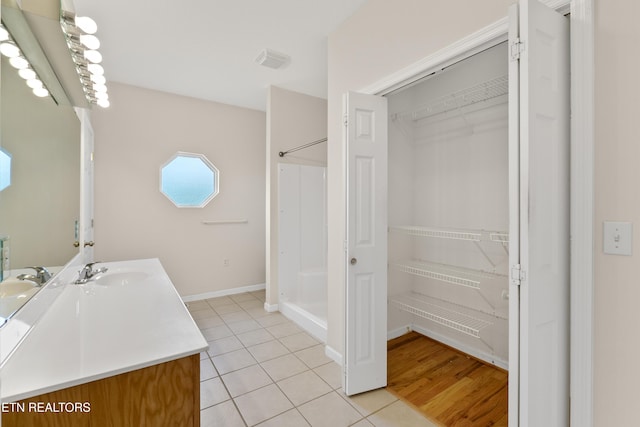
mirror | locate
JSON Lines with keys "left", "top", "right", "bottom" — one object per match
{"left": 0, "top": 48, "right": 80, "bottom": 322}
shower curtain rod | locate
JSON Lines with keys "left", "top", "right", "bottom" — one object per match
{"left": 278, "top": 137, "right": 327, "bottom": 157}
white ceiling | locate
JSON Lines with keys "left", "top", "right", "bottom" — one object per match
{"left": 72, "top": 0, "right": 368, "bottom": 111}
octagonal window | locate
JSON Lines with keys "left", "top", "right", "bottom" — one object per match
{"left": 160, "top": 152, "right": 219, "bottom": 208}
{"left": 0, "top": 148, "right": 11, "bottom": 192}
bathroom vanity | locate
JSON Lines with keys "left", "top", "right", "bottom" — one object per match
{"left": 0, "top": 258, "right": 208, "bottom": 427}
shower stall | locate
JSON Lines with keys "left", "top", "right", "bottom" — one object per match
{"left": 277, "top": 163, "right": 327, "bottom": 341}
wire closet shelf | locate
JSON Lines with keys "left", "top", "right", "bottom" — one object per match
{"left": 392, "top": 75, "right": 508, "bottom": 122}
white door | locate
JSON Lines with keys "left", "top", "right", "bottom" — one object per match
{"left": 78, "top": 109, "right": 95, "bottom": 263}
{"left": 509, "top": 1, "right": 570, "bottom": 426}
{"left": 344, "top": 91, "right": 388, "bottom": 395}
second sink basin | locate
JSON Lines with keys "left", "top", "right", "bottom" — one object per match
{"left": 0, "top": 279, "right": 39, "bottom": 298}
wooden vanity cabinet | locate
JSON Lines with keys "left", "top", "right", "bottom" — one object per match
{"left": 2, "top": 354, "right": 200, "bottom": 427}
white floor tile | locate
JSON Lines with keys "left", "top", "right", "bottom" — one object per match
{"left": 260, "top": 353, "right": 309, "bottom": 382}
{"left": 207, "top": 335, "right": 244, "bottom": 357}
{"left": 256, "top": 409, "right": 311, "bottom": 427}
{"left": 227, "top": 319, "right": 262, "bottom": 335}
{"left": 298, "top": 391, "right": 363, "bottom": 427}
{"left": 265, "top": 322, "right": 303, "bottom": 339}
{"left": 200, "top": 358, "right": 218, "bottom": 380}
{"left": 247, "top": 340, "right": 290, "bottom": 363}
{"left": 340, "top": 388, "right": 397, "bottom": 417}
{"left": 214, "top": 303, "right": 244, "bottom": 315}
{"left": 221, "top": 364, "right": 273, "bottom": 397}
{"left": 367, "top": 400, "right": 437, "bottom": 427}
{"left": 200, "top": 377, "right": 230, "bottom": 409}
{"left": 196, "top": 315, "right": 225, "bottom": 330}
{"left": 236, "top": 328, "right": 275, "bottom": 347}
{"left": 256, "top": 313, "right": 289, "bottom": 327}
{"left": 313, "top": 362, "right": 342, "bottom": 389}
{"left": 200, "top": 400, "right": 245, "bottom": 427}
{"left": 277, "top": 370, "right": 332, "bottom": 406}
{"left": 279, "top": 332, "right": 319, "bottom": 352}
{"left": 295, "top": 345, "right": 331, "bottom": 369}
{"left": 212, "top": 348, "right": 257, "bottom": 375}
{"left": 220, "top": 310, "right": 253, "bottom": 324}
{"left": 234, "top": 384, "right": 294, "bottom": 426}
{"left": 201, "top": 324, "right": 234, "bottom": 341}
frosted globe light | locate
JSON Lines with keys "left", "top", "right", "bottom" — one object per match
{"left": 9, "top": 56, "right": 28, "bottom": 69}
{"left": 26, "top": 78, "right": 43, "bottom": 89}
{"left": 75, "top": 16, "right": 97, "bottom": 34}
{"left": 33, "top": 87, "right": 49, "bottom": 97}
{"left": 84, "top": 49, "right": 102, "bottom": 63}
{"left": 97, "top": 98, "right": 110, "bottom": 108}
{"left": 87, "top": 63, "right": 104, "bottom": 75}
{"left": 95, "top": 91, "right": 109, "bottom": 100}
{"left": 0, "top": 42, "right": 20, "bottom": 58}
{"left": 18, "top": 68, "right": 36, "bottom": 80}
{"left": 79, "top": 34, "right": 100, "bottom": 50}
{"left": 93, "top": 83, "right": 107, "bottom": 93}
{"left": 90, "top": 73, "right": 106, "bottom": 85}
{"left": 0, "top": 27, "right": 9, "bottom": 42}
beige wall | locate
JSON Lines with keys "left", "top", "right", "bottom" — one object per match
{"left": 594, "top": 1, "right": 640, "bottom": 425}
{"left": 265, "top": 86, "right": 327, "bottom": 306}
{"left": 91, "top": 82, "right": 266, "bottom": 298}
{"left": 326, "top": 0, "right": 511, "bottom": 357}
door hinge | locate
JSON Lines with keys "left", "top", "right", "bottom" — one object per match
{"left": 511, "top": 264, "right": 525, "bottom": 286}
{"left": 510, "top": 38, "right": 525, "bottom": 61}
{"left": 343, "top": 113, "right": 349, "bottom": 127}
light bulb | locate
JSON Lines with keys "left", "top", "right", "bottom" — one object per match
{"left": 90, "top": 74, "right": 106, "bottom": 85}
{"left": 26, "top": 78, "right": 43, "bottom": 89}
{"left": 87, "top": 63, "right": 104, "bottom": 75}
{"left": 97, "top": 98, "right": 110, "bottom": 108}
{"left": 9, "top": 56, "right": 28, "bottom": 69}
{"left": 0, "top": 42, "right": 20, "bottom": 58}
{"left": 79, "top": 34, "right": 100, "bottom": 50}
{"left": 93, "top": 83, "right": 107, "bottom": 93}
{"left": 75, "top": 16, "right": 97, "bottom": 34}
{"left": 18, "top": 68, "right": 36, "bottom": 80}
{"left": 33, "top": 87, "right": 49, "bottom": 97}
{"left": 95, "top": 91, "right": 108, "bottom": 100}
{"left": 0, "top": 27, "right": 9, "bottom": 42}
{"left": 84, "top": 49, "right": 102, "bottom": 63}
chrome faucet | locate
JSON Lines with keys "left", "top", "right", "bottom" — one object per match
{"left": 17, "top": 266, "right": 52, "bottom": 286}
{"left": 74, "top": 262, "right": 108, "bottom": 284}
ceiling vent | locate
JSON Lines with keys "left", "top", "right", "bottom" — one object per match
{"left": 255, "top": 48, "right": 290, "bottom": 69}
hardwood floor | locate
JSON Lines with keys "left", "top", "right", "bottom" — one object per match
{"left": 386, "top": 332, "right": 508, "bottom": 427}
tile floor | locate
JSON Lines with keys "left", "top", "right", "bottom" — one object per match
{"left": 186, "top": 290, "right": 435, "bottom": 427}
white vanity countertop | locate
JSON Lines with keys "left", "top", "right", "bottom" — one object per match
{"left": 0, "top": 258, "right": 208, "bottom": 402}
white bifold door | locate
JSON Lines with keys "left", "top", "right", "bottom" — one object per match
{"left": 344, "top": 0, "right": 569, "bottom": 425}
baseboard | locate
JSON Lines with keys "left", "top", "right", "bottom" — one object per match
{"left": 324, "top": 345, "right": 343, "bottom": 367}
{"left": 263, "top": 302, "right": 279, "bottom": 313}
{"left": 181, "top": 283, "right": 265, "bottom": 302}
{"left": 279, "top": 302, "right": 327, "bottom": 343}
{"left": 410, "top": 324, "right": 508, "bottom": 370}
{"left": 387, "top": 325, "right": 412, "bottom": 341}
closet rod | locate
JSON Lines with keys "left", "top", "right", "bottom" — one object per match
{"left": 278, "top": 137, "right": 327, "bottom": 157}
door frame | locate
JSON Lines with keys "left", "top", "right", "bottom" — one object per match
{"left": 353, "top": 0, "right": 594, "bottom": 425}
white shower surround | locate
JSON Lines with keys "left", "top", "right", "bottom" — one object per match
{"left": 277, "top": 163, "right": 328, "bottom": 341}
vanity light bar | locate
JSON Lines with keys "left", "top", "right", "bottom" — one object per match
{"left": 0, "top": 23, "right": 51, "bottom": 99}
{"left": 60, "top": 11, "right": 110, "bottom": 108}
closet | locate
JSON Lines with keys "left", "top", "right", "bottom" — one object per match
{"left": 386, "top": 43, "right": 509, "bottom": 368}
{"left": 343, "top": 1, "right": 570, "bottom": 425}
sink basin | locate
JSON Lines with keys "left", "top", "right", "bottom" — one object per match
{"left": 93, "top": 271, "right": 149, "bottom": 287}
{"left": 0, "top": 279, "right": 39, "bottom": 298}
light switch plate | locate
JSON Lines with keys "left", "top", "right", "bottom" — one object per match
{"left": 603, "top": 221, "right": 633, "bottom": 256}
